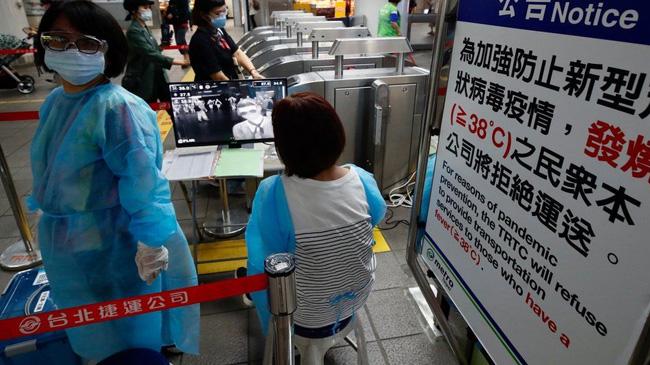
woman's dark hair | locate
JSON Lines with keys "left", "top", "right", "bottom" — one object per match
{"left": 271, "top": 92, "right": 346, "bottom": 179}
{"left": 192, "top": 0, "right": 226, "bottom": 28}
{"left": 35, "top": 0, "right": 128, "bottom": 78}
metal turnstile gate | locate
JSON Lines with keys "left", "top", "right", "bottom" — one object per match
{"left": 257, "top": 27, "right": 385, "bottom": 78}
{"left": 287, "top": 38, "right": 429, "bottom": 192}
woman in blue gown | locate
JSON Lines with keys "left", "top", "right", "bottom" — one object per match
{"left": 29, "top": 1, "right": 198, "bottom": 362}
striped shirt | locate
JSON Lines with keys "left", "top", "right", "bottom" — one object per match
{"left": 282, "top": 167, "right": 376, "bottom": 328}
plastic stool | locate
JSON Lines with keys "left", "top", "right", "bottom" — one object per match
{"left": 294, "top": 316, "right": 368, "bottom": 365}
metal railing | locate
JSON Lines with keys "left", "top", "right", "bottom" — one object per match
{"left": 0, "top": 143, "right": 42, "bottom": 271}
{"left": 264, "top": 253, "right": 297, "bottom": 365}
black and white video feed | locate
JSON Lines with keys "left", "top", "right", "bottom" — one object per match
{"left": 169, "top": 79, "right": 287, "bottom": 147}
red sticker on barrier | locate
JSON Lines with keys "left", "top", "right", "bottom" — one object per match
{"left": 0, "top": 273, "right": 268, "bottom": 341}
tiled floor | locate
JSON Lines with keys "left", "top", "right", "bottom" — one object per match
{"left": 0, "top": 21, "right": 459, "bottom": 365}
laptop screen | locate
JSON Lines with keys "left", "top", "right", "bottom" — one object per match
{"left": 168, "top": 79, "right": 288, "bottom": 147}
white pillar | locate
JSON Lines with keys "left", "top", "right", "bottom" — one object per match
{"left": 354, "top": 0, "right": 382, "bottom": 37}
{"left": 0, "top": 0, "right": 30, "bottom": 39}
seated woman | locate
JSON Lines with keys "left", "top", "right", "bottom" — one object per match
{"left": 246, "top": 92, "right": 386, "bottom": 336}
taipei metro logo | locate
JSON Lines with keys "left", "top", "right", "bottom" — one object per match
{"left": 19, "top": 316, "right": 41, "bottom": 334}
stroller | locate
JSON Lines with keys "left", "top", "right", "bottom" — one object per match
{"left": 0, "top": 33, "right": 36, "bottom": 94}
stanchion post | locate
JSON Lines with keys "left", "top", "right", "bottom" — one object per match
{"left": 0, "top": 143, "right": 42, "bottom": 271}
{"left": 265, "top": 253, "right": 296, "bottom": 365}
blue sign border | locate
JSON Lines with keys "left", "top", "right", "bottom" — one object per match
{"left": 458, "top": 0, "right": 650, "bottom": 46}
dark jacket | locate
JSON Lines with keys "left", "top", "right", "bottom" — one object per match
{"left": 123, "top": 21, "right": 173, "bottom": 102}
{"left": 168, "top": 0, "right": 191, "bottom": 25}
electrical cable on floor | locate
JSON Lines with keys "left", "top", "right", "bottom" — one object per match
{"left": 378, "top": 207, "right": 411, "bottom": 231}
{"left": 386, "top": 172, "right": 417, "bottom": 208}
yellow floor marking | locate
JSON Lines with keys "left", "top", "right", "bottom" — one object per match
{"left": 156, "top": 110, "right": 172, "bottom": 142}
{"left": 195, "top": 228, "right": 392, "bottom": 275}
{"left": 182, "top": 68, "right": 195, "bottom": 82}
{"left": 372, "top": 228, "right": 391, "bottom": 253}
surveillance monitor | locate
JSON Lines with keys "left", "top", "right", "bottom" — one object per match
{"left": 168, "top": 78, "right": 288, "bottom": 148}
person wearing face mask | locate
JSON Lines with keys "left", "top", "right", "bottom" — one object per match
{"left": 32, "top": 1, "right": 199, "bottom": 363}
{"left": 232, "top": 97, "right": 273, "bottom": 140}
{"left": 122, "top": 0, "right": 189, "bottom": 103}
{"left": 189, "top": 0, "right": 263, "bottom": 81}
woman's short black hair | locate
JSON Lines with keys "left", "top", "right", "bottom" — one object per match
{"left": 271, "top": 92, "right": 346, "bottom": 179}
{"left": 192, "top": 0, "right": 225, "bottom": 28}
{"left": 35, "top": 0, "right": 128, "bottom": 78}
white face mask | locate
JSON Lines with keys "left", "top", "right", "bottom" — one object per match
{"left": 44, "top": 48, "right": 105, "bottom": 86}
{"left": 139, "top": 8, "right": 153, "bottom": 21}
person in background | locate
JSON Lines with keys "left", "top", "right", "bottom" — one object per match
{"left": 378, "top": 0, "right": 417, "bottom": 65}
{"left": 245, "top": 92, "right": 386, "bottom": 336}
{"left": 167, "top": 0, "right": 191, "bottom": 66}
{"left": 31, "top": 1, "right": 199, "bottom": 363}
{"left": 160, "top": 4, "right": 174, "bottom": 46}
{"left": 425, "top": 0, "right": 435, "bottom": 35}
{"left": 25, "top": 0, "right": 64, "bottom": 37}
{"left": 248, "top": 0, "right": 259, "bottom": 29}
{"left": 122, "top": 0, "right": 188, "bottom": 103}
{"left": 189, "top": 0, "right": 263, "bottom": 81}
{"left": 409, "top": 0, "right": 417, "bottom": 14}
{"left": 378, "top": 0, "right": 401, "bottom": 37}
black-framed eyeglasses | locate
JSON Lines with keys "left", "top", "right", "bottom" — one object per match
{"left": 40, "top": 31, "right": 108, "bottom": 54}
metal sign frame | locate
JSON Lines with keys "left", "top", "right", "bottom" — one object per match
{"left": 406, "top": 1, "right": 650, "bottom": 364}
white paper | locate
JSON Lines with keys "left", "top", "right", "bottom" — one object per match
{"left": 32, "top": 270, "right": 48, "bottom": 286}
{"left": 162, "top": 149, "right": 220, "bottom": 181}
{"left": 33, "top": 291, "right": 50, "bottom": 313}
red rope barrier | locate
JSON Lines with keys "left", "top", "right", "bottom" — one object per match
{"left": 0, "top": 111, "right": 40, "bottom": 122}
{"left": 0, "top": 48, "right": 36, "bottom": 55}
{"left": 0, "top": 102, "right": 170, "bottom": 122}
{"left": 0, "top": 273, "right": 267, "bottom": 341}
{"left": 0, "top": 45, "right": 187, "bottom": 56}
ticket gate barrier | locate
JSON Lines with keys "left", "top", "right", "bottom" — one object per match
{"left": 242, "top": 17, "right": 333, "bottom": 56}
{"left": 249, "top": 22, "right": 351, "bottom": 68}
{"left": 237, "top": 12, "right": 312, "bottom": 47}
{"left": 287, "top": 38, "right": 429, "bottom": 192}
{"left": 257, "top": 27, "right": 385, "bottom": 79}
{"left": 239, "top": 15, "right": 326, "bottom": 52}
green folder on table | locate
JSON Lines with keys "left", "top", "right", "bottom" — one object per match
{"left": 214, "top": 148, "right": 265, "bottom": 178}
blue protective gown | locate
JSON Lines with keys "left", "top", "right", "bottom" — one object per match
{"left": 245, "top": 165, "right": 386, "bottom": 334}
{"left": 29, "top": 83, "right": 199, "bottom": 361}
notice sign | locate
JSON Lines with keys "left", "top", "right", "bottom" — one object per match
{"left": 423, "top": 1, "right": 650, "bottom": 364}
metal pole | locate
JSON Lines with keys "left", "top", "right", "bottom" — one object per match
{"left": 334, "top": 55, "right": 344, "bottom": 79}
{"left": 396, "top": 53, "right": 405, "bottom": 74}
{"left": 296, "top": 31, "right": 303, "bottom": 47}
{"left": 0, "top": 144, "right": 42, "bottom": 271}
{"left": 404, "top": 0, "right": 468, "bottom": 364}
{"left": 312, "top": 41, "right": 319, "bottom": 59}
{"left": 265, "top": 253, "right": 296, "bottom": 365}
{"left": 261, "top": 0, "right": 270, "bottom": 26}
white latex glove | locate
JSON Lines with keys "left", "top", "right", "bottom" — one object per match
{"left": 135, "top": 242, "right": 169, "bottom": 285}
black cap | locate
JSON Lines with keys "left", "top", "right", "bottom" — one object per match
{"left": 123, "top": 0, "right": 154, "bottom": 20}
